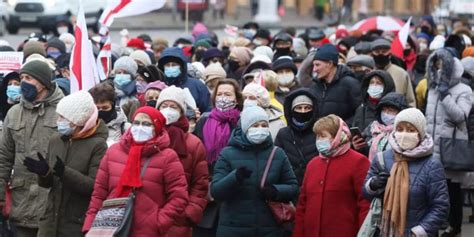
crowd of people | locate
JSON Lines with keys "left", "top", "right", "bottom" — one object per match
{"left": 0, "top": 14, "right": 473, "bottom": 237}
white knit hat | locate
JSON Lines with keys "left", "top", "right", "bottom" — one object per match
{"left": 204, "top": 63, "right": 226, "bottom": 83}
{"left": 394, "top": 108, "right": 427, "bottom": 138}
{"left": 56, "top": 91, "right": 96, "bottom": 126}
{"left": 130, "top": 50, "right": 152, "bottom": 66}
{"left": 462, "top": 56, "right": 474, "bottom": 77}
{"left": 429, "top": 35, "right": 445, "bottom": 51}
{"left": 242, "top": 83, "right": 270, "bottom": 108}
{"left": 253, "top": 46, "right": 274, "bottom": 61}
{"left": 156, "top": 85, "right": 187, "bottom": 113}
{"left": 251, "top": 54, "right": 272, "bottom": 64}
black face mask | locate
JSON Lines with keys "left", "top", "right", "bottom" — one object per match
{"left": 373, "top": 54, "right": 391, "bottom": 69}
{"left": 146, "top": 100, "right": 157, "bottom": 108}
{"left": 228, "top": 60, "right": 240, "bottom": 72}
{"left": 353, "top": 71, "right": 366, "bottom": 81}
{"left": 98, "top": 109, "right": 117, "bottom": 124}
{"left": 222, "top": 47, "right": 231, "bottom": 59}
{"left": 293, "top": 111, "right": 313, "bottom": 123}
{"left": 275, "top": 47, "right": 291, "bottom": 57}
{"left": 414, "top": 55, "right": 428, "bottom": 73}
{"left": 195, "top": 50, "right": 205, "bottom": 62}
{"left": 421, "top": 26, "right": 431, "bottom": 35}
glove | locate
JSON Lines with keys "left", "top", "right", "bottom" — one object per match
{"left": 437, "top": 80, "right": 449, "bottom": 99}
{"left": 369, "top": 172, "right": 390, "bottom": 191}
{"left": 261, "top": 185, "right": 278, "bottom": 200}
{"left": 23, "top": 152, "right": 50, "bottom": 176}
{"left": 53, "top": 157, "right": 65, "bottom": 177}
{"left": 235, "top": 167, "right": 252, "bottom": 182}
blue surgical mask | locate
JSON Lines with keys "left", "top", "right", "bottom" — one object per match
{"left": 48, "top": 51, "right": 62, "bottom": 59}
{"left": 7, "top": 85, "right": 21, "bottom": 102}
{"left": 57, "top": 120, "right": 75, "bottom": 136}
{"left": 114, "top": 74, "right": 132, "bottom": 88}
{"left": 367, "top": 85, "right": 384, "bottom": 99}
{"left": 381, "top": 111, "right": 396, "bottom": 125}
{"left": 20, "top": 81, "right": 38, "bottom": 102}
{"left": 316, "top": 139, "right": 332, "bottom": 156}
{"left": 246, "top": 127, "right": 270, "bottom": 144}
{"left": 164, "top": 66, "right": 181, "bottom": 78}
{"left": 136, "top": 80, "right": 148, "bottom": 93}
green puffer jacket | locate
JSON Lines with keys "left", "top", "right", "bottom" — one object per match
{"left": 0, "top": 85, "right": 64, "bottom": 228}
{"left": 211, "top": 126, "right": 299, "bottom": 237}
{"left": 37, "top": 120, "right": 108, "bottom": 237}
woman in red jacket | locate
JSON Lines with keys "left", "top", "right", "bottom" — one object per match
{"left": 82, "top": 106, "right": 189, "bottom": 237}
{"left": 156, "top": 86, "right": 209, "bottom": 237}
{"left": 293, "top": 114, "right": 370, "bottom": 237}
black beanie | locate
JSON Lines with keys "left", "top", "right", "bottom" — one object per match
{"left": 313, "top": 44, "right": 338, "bottom": 65}
{"left": 20, "top": 60, "right": 53, "bottom": 89}
{"left": 272, "top": 57, "right": 297, "bottom": 74}
{"left": 47, "top": 38, "right": 66, "bottom": 53}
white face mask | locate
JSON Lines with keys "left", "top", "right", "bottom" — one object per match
{"left": 243, "top": 99, "right": 259, "bottom": 108}
{"left": 160, "top": 107, "right": 180, "bottom": 125}
{"left": 246, "top": 127, "right": 270, "bottom": 144}
{"left": 131, "top": 125, "right": 154, "bottom": 143}
{"left": 57, "top": 26, "right": 68, "bottom": 35}
{"left": 394, "top": 132, "right": 420, "bottom": 150}
{"left": 367, "top": 84, "right": 384, "bottom": 99}
{"left": 277, "top": 73, "right": 295, "bottom": 86}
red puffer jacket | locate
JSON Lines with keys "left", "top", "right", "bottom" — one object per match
{"left": 82, "top": 131, "right": 189, "bottom": 237}
{"left": 166, "top": 133, "right": 209, "bottom": 237}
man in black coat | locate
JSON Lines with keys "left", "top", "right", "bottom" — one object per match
{"left": 311, "top": 44, "right": 362, "bottom": 125}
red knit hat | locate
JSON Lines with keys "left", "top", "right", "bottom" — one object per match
{"left": 133, "top": 106, "right": 166, "bottom": 135}
{"left": 127, "top": 38, "right": 146, "bottom": 50}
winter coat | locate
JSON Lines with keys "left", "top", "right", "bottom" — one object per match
{"left": 0, "top": 85, "right": 64, "bottom": 228}
{"left": 363, "top": 150, "right": 449, "bottom": 236}
{"left": 425, "top": 54, "right": 473, "bottom": 182}
{"left": 274, "top": 88, "right": 319, "bottom": 185}
{"left": 211, "top": 126, "right": 299, "bottom": 237}
{"left": 83, "top": 131, "right": 189, "bottom": 237}
{"left": 105, "top": 109, "right": 130, "bottom": 147}
{"left": 115, "top": 82, "right": 140, "bottom": 122}
{"left": 166, "top": 133, "right": 209, "bottom": 237}
{"left": 37, "top": 120, "right": 108, "bottom": 237}
{"left": 353, "top": 70, "right": 395, "bottom": 131}
{"left": 266, "top": 106, "right": 286, "bottom": 141}
{"left": 384, "top": 63, "right": 416, "bottom": 107}
{"left": 310, "top": 64, "right": 362, "bottom": 124}
{"left": 293, "top": 149, "right": 370, "bottom": 237}
{"left": 159, "top": 47, "right": 212, "bottom": 113}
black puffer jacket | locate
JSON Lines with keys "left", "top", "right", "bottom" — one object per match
{"left": 353, "top": 70, "right": 395, "bottom": 131}
{"left": 462, "top": 77, "right": 474, "bottom": 141}
{"left": 311, "top": 64, "right": 362, "bottom": 124}
{"left": 274, "top": 88, "right": 319, "bottom": 185}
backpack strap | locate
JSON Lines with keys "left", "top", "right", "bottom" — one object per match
{"left": 260, "top": 147, "right": 278, "bottom": 189}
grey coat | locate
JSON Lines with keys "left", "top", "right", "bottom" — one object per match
{"left": 425, "top": 49, "right": 473, "bottom": 181}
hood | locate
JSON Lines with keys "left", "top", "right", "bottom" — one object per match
{"left": 119, "top": 128, "right": 171, "bottom": 157}
{"left": 361, "top": 70, "right": 396, "bottom": 101}
{"left": 158, "top": 47, "right": 189, "bottom": 85}
{"left": 108, "top": 109, "right": 128, "bottom": 128}
{"left": 427, "top": 48, "right": 463, "bottom": 88}
{"left": 21, "top": 83, "right": 64, "bottom": 110}
{"left": 283, "top": 88, "right": 318, "bottom": 132}
{"left": 227, "top": 124, "right": 273, "bottom": 151}
{"left": 375, "top": 92, "right": 409, "bottom": 121}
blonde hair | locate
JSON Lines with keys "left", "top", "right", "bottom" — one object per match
{"left": 313, "top": 114, "right": 340, "bottom": 137}
{"left": 263, "top": 70, "right": 279, "bottom": 92}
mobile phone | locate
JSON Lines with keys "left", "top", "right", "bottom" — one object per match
{"left": 350, "top": 127, "right": 362, "bottom": 138}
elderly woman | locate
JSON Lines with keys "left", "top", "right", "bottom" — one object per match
{"left": 83, "top": 107, "right": 188, "bottom": 236}
{"left": 211, "top": 106, "right": 298, "bottom": 237}
{"left": 364, "top": 108, "right": 449, "bottom": 236}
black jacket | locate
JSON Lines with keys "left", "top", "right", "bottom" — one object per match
{"left": 353, "top": 70, "right": 395, "bottom": 131}
{"left": 274, "top": 88, "right": 319, "bottom": 185}
{"left": 311, "top": 64, "right": 362, "bottom": 124}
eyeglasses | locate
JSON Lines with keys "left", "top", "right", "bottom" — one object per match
{"left": 132, "top": 121, "right": 153, "bottom": 127}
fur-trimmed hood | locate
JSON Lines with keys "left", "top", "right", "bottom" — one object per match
{"left": 427, "top": 48, "right": 464, "bottom": 88}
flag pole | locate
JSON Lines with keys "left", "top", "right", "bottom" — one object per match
{"left": 185, "top": 0, "right": 189, "bottom": 34}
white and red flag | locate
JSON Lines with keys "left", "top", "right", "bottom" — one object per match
{"left": 391, "top": 17, "right": 412, "bottom": 59}
{"left": 97, "top": 26, "right": 112, "bottom": 81}
{"left": 69, "top": 0, "right": 100, "bottom": 93}
{"left": 100, "top": 0, "right": 166, "bottom": 27}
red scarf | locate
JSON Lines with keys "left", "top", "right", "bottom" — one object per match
{"left": 115, "top": 141, "right": 145, "bottom": 197}
{"left": 166, "top": 116, "right": 189, "bottom": 158}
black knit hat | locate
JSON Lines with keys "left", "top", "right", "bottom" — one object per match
{"left": 313, "top": 44, "right": 338, "bottom": 65}
{"left": 47, "top": 37, "right": 66, "bottom": 53}
{"left": 272, "top": 57, "right": 297, "bottom": 74}
{"left": 254, "top": 28, "right": 272, "bottom": 42}
{"left": 138, "top": 65, "right": 164, "bottom": 83}
{"left": 20, "top": 60, "right": 53, "bottom": 89}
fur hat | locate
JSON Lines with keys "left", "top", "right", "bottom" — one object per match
{"left": 130, "top": 50, "right": 152, "bottom": 66}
